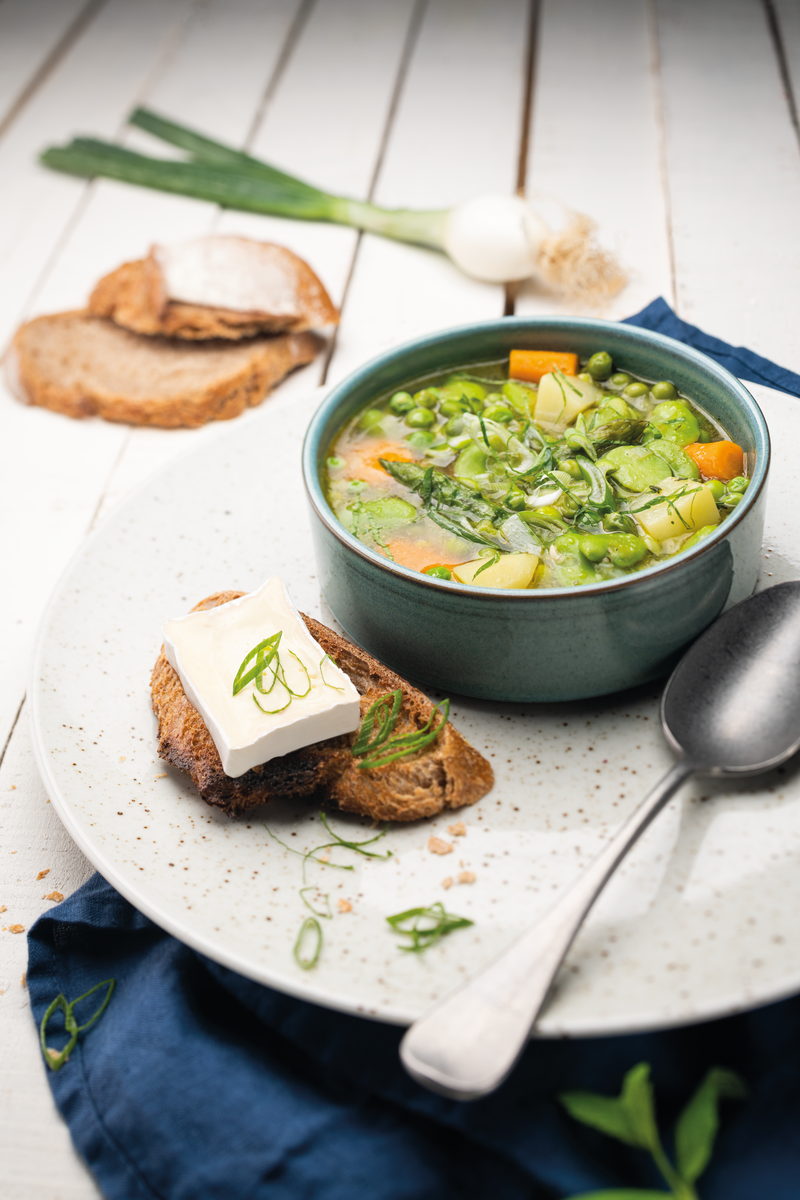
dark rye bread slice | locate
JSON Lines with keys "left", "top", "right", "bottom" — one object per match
{"left": 7, "top": 311, "right": 320, "bottom": 427}
{"left": 151, "top": 591, "right": 494, "bottom": 821}
{"left": 89, "top": 241, "right": 339, "bottom": 340}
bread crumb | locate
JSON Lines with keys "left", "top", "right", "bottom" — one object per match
{"left": 6, "top": 924, "right": 25, "bottom": 934}
{"left": 0, "top": 906, "right": 6, "bottom": 914}
{"left": 447, "top": 822, "right": 466, "bottom": 837}
{"left": 337, "top": 899, "right": 352, "bottom": 913}
{"left": 21, "top": 972, "right": 26, "bottom": 989}
{"left": 43, "top": 892, "right": 64, "bottom": 902}
{"left": 318, "top": 850, "right": 331, "bottom": 863}
{"left": 119, "top": 755, "right": 126, "bottom": 761}
{"left": 457, "top": 871, "right": 476, "bottom": 885}
{"left": 37, "top": 869, "right": 50, "bottom": 880}
{"left": 155, "top": 773, "right": 167, "bottom": 780}
{"left": 10, "top": 784, "right": 15, "bottom": 790}
{"left": 442, "top": 876, "right": 453, "bottom": 890}
{"left": 428, "top": 837, "right": 453, "bottom": 856}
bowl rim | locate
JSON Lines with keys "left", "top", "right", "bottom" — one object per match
{"left": 302, "top": 316, "right": 770, "bottom": 600}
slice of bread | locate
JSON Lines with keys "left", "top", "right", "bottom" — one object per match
{"left": 7, "top": 312, "right": 320, "bottom": 427}
{"left": 89, "top": 238, "right": 340, "bottom": 340}
{"left": 151, "top": 591, "right": 494, "bottom": 820}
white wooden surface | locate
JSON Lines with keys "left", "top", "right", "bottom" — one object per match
{"left": 1, "top": 1, "right": 799, "bottom": 1195}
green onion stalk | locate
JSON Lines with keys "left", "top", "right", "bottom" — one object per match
{"left": 40, "top": 108, "right": 625, "bottom": 300}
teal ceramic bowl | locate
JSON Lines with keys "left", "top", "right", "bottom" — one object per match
{"left": 302, "top": 318, "right": 769, "bottom": 702}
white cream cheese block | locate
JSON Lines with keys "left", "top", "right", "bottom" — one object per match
{"left": 162, "top": 577, "right": 361, "bottom": 778}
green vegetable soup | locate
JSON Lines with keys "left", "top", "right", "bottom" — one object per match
{"left": 321, "top": 350, "right": 748, "bottom": 589}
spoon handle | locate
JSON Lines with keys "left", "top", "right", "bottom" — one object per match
{"left": 400, "top": 758, "right": 694, "bottom": 1100}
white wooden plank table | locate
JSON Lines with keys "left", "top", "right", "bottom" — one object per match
{"left": 1, "top": 2, "right": 799, "bottom": 1194}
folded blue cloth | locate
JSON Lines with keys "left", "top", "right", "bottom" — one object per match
{"left": 27, "top": 301, "right": 800, "bottom": 1198}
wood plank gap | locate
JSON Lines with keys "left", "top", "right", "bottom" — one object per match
{"left": 763, "top": 0, "right": 800, "bottom": 150}
{"left": 504, "top": 0, "right": 540, "bottom": 317}
{"left": 86, "top": 429, "right": 132, "bottom": 533}
{"left": 0, "top": 0, "right": 107, "bottom": 144}
{"left": 242, "top": 0, "right": 317, "bottom": 152}
{"left": 0, "top": 695, "right": 24, "bottom": 772}
{"left": 647, "top": 0, "right": 677, "bottom": 311}
{"left": 318, "top": 0, "right": 428, "bottom": 385}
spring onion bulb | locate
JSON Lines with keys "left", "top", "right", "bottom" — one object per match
{"left": 40, "top": 108, "right": 626, "bottom": 301}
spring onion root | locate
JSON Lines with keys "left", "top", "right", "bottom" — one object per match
{"left": 40, "top": 108, "right": 626, "bottom": 301}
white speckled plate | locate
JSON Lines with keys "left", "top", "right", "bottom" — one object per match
{"left": 30, "top": 383, "right": 800, "bottom": 1036}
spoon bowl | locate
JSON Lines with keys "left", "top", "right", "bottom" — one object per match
{"left": 401, "top": 582, "right": 800, "bottom": 1100}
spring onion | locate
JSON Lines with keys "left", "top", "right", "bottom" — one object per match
{"left": 40, "top": 107, "right": 626, "bottom": 298}
{"left": 40, "top": 978, "right": 115, "bottom": 1071}
{"left": 350, "top": 691, "right": 450, "bottom": 769}
{"left": 386, "top": 903, "right": 473, "bottom": 953}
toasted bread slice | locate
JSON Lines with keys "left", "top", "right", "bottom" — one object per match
{"left": 89, "top": 238, "right": 339, "bottom": 340}
{"left": 151, "top": 591, "right": 494, "bottom": 820}
{"left": 7, "top": 312, "right": 320, "bottom": 427}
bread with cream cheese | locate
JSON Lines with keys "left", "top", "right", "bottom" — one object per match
{"left": 151, "top": 591, "right": 494, "bottom": 820}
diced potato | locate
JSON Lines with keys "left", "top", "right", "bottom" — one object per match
{"left": 632, "top": 477, "right": 720, "bottom": 542}
{"left": 534, "top": 372, "right": 602, "bottom": 434}
{"left": 453, "top": 552, "right": 538, "bottom": 589}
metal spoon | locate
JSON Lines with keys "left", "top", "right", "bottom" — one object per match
{"left": 401, "top": 581, "right": 800, "bottom": 1101}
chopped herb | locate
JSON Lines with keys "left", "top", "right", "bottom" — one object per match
{"left": 40, "top": 978, "right": 115, "bottom": 1071}
{"left": 386, "top": 902, "right": 473, "bottom": 953}
{"left": 293, "top": 917, "right": 323, "bottom": 969}
{"left": 319, "top": 654, "right": 344, "bottom": 691}
{"left": 473, "top": 551, "right": 501, "bottom": 578}
{"left": 353, "top": 696, "right": 450, "bottom": 769}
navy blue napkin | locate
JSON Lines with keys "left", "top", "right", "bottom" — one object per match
{"left": 27, "top": 302, "right": 800, "bottom": 1198}
{"left": 28, "top": 875, "right": 800, "bottom": 1198}
{"left": 623, "top": 296, "right": 800, "bottom": 398}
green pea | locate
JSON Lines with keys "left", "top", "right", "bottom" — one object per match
{"left": 578, "top": 533, "right": 611, "bottom": 562}
{"left": 651, "top": 381, "right": 678, "bottom": 400}
{"left": 650, "top": 400, "right": 700, "bottom": 447}
{"left": 578, "top": 372, "right": 594, "bottom": 383}
{"left": 389, "top": 391, "right": 414, "bottom": 415}
{"left": 406, "top": 430, "right": 436, "bottom": 449}
{"left": 624, "top": 382, "right": 649, "bottom": 399}
{"left": 607, "top": 534, "right": 648, "bottom": 568}
{"left": 502, "top": 380, "right": 536, "bottom": 416}
{"left": 424, "top": 565, "right": 452, "bottom": 580}
{"left": 651, "top": 439, "right": 700, "bottom": 480}
{"left": 559, "top": 458, "right": 583, "bottom": 479}
{"left": 586, "top": 351, "right": 613, "bottom": 381}
{"left": 445, "top": 414, "right": 464, "bottom": 437}
{"left": 414, "top": 388, "right": 440, "bottom": 409}
{"left": 600, "top": 445, "right": 672, "bottom": 491}
{"left": 721, "top": 491, "right": 743, "bottom": 508}
{"left": 483, "top": 404, "right": 513, "bottom": 423}
{"left": 440, "top": 398, "right": 469, "bottom": 417}
{"left": 610, "top": 373, "right": 632, "bottom": 387}
{"left": 706, "top": 479, "right": 726, "bottom": 503}
{"left": 358, "top": 408, "right": 385, "bottom": 432}
{"left": 326, "top": 455, "right": 345, "bottom": 470}
{"left": 682, "top": 524, "right": 717, "bottom": 551}
{"left": 406, "top": 407, "right": 436, "bottom": 429}
{"left": 727, "top": 475, "right": 749, "bottom": 493}
{"left": 453, "top": 443, "right": 488, "bottom": 480}
{"left": 596, "top": 395, "right": 636, "bottom": 421}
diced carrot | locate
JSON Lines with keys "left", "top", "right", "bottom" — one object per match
{"left": 384, "top": 539, "right": 462, "bottom": 573}
{"left": 343, "top": 440, "right": 410, "bottom": 483}
{"left": 684, "top": 441, "right": 744, "bottom": 481}
{"left": 509, "top": 349, "right": 578, "bottom": 384}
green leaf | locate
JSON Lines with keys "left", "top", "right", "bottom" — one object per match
{"left": 562, "top": 1191, "right": 670, "bottom": 1199}
{"left": 674, "top": 1067, "right": 747, "bottom": 1184}
{"left": 560, "top": 1063, "right": 658, "bottom": 1152}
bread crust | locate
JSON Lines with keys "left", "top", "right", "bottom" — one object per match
{"left": 89, "top": 242, "right": 339, "bottom": 340}
{"left": 151, "top": 591, "right": 494, "bottom": 821}
{"left": 9, "top": 312, "right": 320, "bottom": 427}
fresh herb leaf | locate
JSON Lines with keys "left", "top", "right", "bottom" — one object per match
{"left": 473, "top": 551, "right": 500, "bottom": 578}
{"left": 674, "top": 1068, "right": 747, "bottom": 1185}
{"left": 352, "top": 690, "right": 403, "bottom": 756}
{"left": 299, "top": 886, "right": 332, "bottom": 920}
{"left": 386, "top": 902, "right": 472, "bottom": 953}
